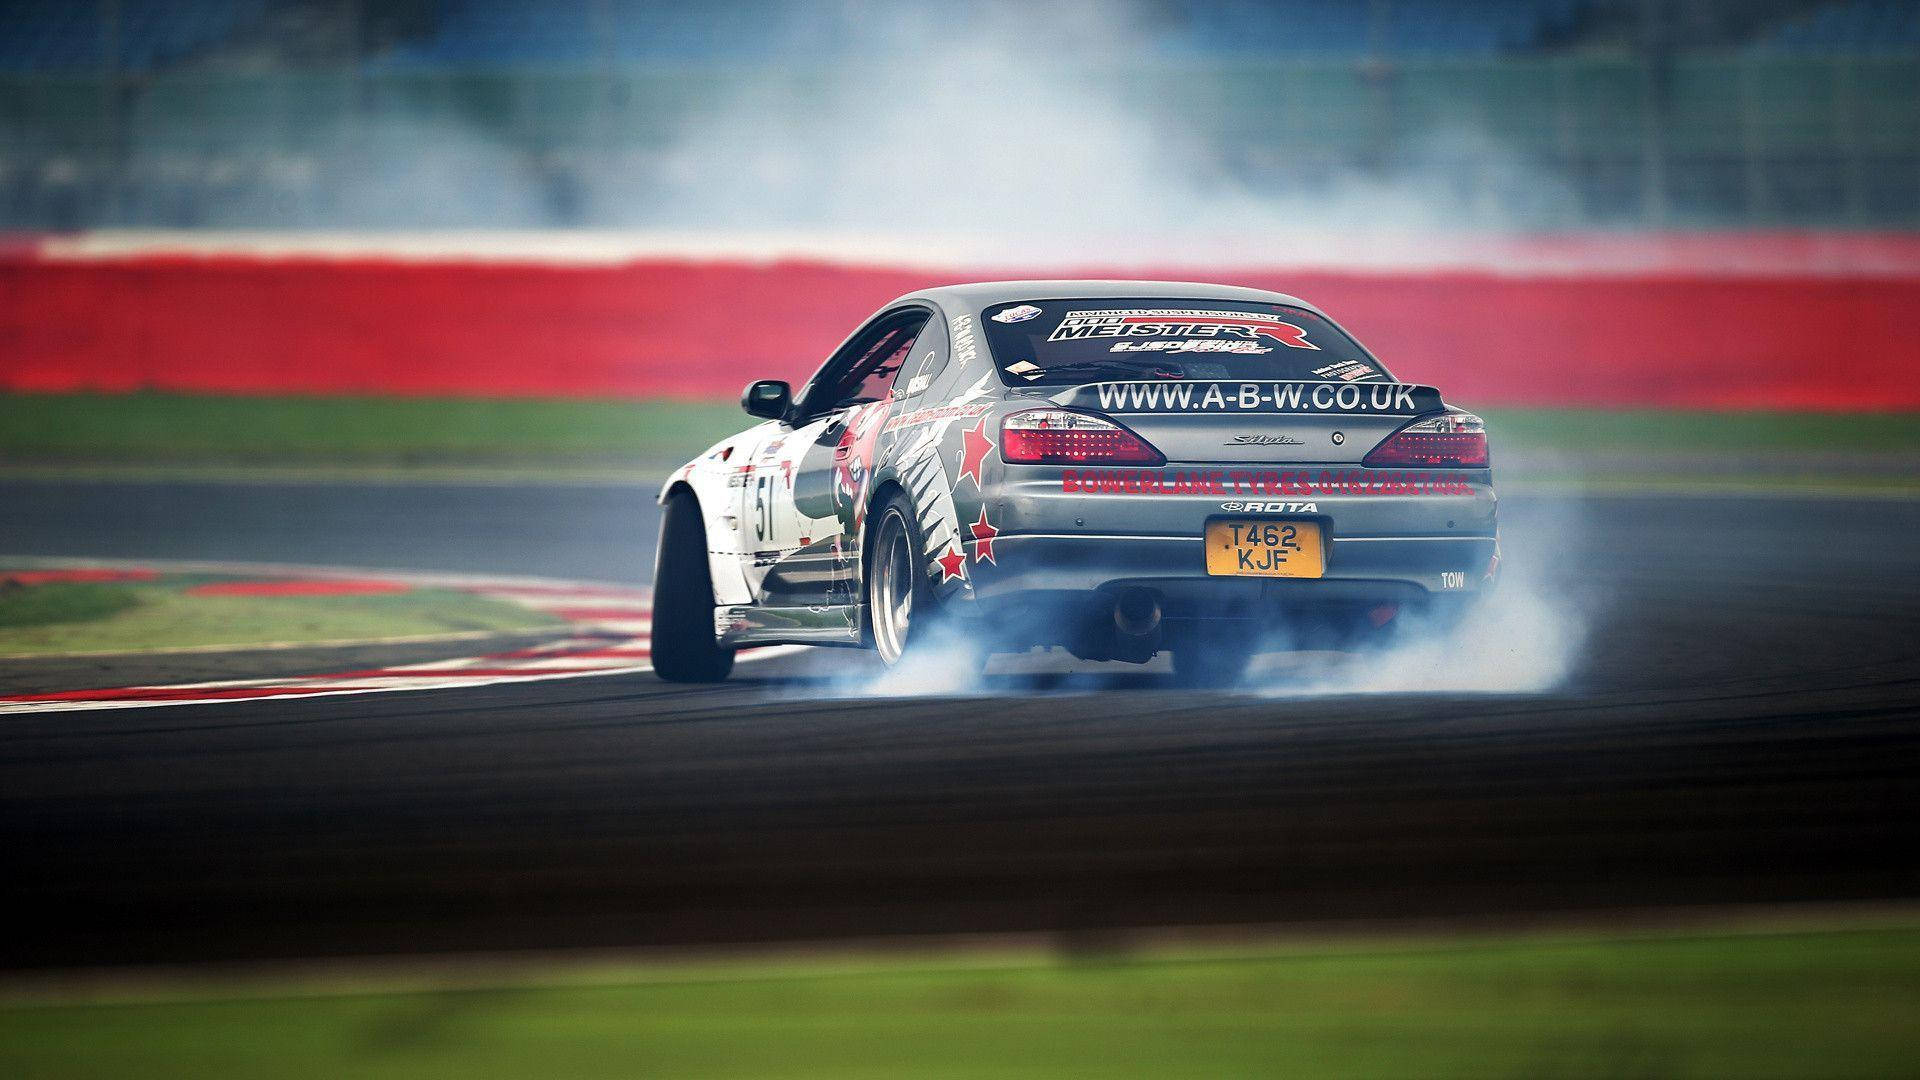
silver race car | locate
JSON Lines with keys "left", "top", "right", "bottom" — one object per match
{"left": 653, "top": 281, "right": 1498, "bottom": 684}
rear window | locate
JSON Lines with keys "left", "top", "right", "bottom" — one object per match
{"left": 980, "top": 298, "right": 1390, "bottom": 386}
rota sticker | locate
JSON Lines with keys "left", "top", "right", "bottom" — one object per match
{"left": 1221, "top": 501, "right": 1318, "bottom": 512}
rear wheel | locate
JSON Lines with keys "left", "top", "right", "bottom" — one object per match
{"left": 651, "top": 490, "right": 735, "bottom": 683}
{"left": 866, "top": 494, "right": 935, "bottom": 666}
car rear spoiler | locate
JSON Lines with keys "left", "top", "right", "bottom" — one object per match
{"left": 1051, "top": 380, "right": 1444, "bottom": 416}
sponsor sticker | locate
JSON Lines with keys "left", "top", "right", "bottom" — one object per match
{"left": 950, "top": 314, "right": 980, "bottom": 365}
{"left": 1061, "top": 468, "right": 1478, "bottom": 497}
{"left": 1049, "top": 309, "right": 1320, "bottom": 351}
{"left": 992, "top": 304, "right": 1043, "bottom": 324}
{"left": 1005, "top": 359, "right": 1045, "bottom": 381}
{"left": 1312, "top": 358, "right": 1380, "bottom": 382}
{"left": 1221, "top": 501, "right": 1318, "bottom": 512}
{"left": 1110, "top": 339, "right": 1271, "bottom": 355}
{"left": 896, "top": 349, "right": 940, "bottom": 398}
{"left": 1081, "top": 381, "right": 1426, "bottom": 414}
{"left": 882, "top": 401, "right": 990, "bottom": 432}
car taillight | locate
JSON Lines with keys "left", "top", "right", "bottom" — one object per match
{"left": 1363, "top": 411, "right": 1490, "bottom": 468}
{"left": 1000, "top": 408, "right": 1165, "bottom": 465}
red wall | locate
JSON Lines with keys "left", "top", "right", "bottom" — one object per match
{"left": 4, "top": 253, "right": 1917, "bottom": 408}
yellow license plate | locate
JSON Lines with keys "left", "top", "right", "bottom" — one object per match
{"left": 1205, "top": 519, "right": 1325, "bottom": 578}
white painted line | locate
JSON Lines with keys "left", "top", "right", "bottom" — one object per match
{"left": 579, "top": 620, "right": 652, "bottom": 634}
{"left": 0, "top": 558, "right": 808, "bottom": 714}
{"left": 0, "top": 649, "right": 806, "bottom": 715}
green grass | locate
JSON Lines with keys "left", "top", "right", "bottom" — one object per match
{"left": 3, "top": 924, "right": 1917, "bottom": 1079}
{"left": 2, "top": 394, "right": 1915, "bottom": 491}
{"left": 1480, "top": 408, "right": 1920, "bottom": 456}
{"left": 0, "top": 582, "right": 141, "bottom": 630}
{"left": 3, "top": 394, "right": 1914, "bottom": 470}
{"left": 0, "top": 393, "right": 746, "bottom": 470}
{"left": 0, "top": 577, "right": 563, "bottom": 656}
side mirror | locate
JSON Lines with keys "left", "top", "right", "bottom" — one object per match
{"left": 741, "top": 379, "right": 792, "bottom": 421}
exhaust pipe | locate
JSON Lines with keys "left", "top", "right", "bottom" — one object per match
{"left": 1113, "top": 589, "right": 1161, "bottom": 636}
{"left": 1110, "top": 589, "right": 1162, "bottom": 663}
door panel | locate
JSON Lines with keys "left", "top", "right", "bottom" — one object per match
{"left": 753, "top": 309, "right": 929, "bottom": 608}
{"left": 745, "top": 414, "right": 845, "bottom": 606}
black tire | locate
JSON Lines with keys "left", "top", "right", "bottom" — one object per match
{"left": 1170, "top": 630, "right": 1258, "bottom": 688}
{"left": 651, "top": 490, "right": 735, "bottom": 683}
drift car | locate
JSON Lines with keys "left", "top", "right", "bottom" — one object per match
{"left": 652, "top": 281, "right": 1497, "bottom": 684}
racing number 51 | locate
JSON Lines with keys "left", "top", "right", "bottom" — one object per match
{"left": 754, "top": 475, "right": 774, "bottom": 542}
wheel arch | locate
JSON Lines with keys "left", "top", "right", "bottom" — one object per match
{"left": 861, "top": 478, "right": 912, "bottom": 575}
{"left": 658, "top": 478, "right": 696, "bottom": 507}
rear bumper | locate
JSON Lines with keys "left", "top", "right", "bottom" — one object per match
{"left": 964, "top": 461, "right": 1498, "bottom": 610}
{"left": 969, "top": 532, "right": 1496, "bottom": 605}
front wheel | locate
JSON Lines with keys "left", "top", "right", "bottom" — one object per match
{"left": 651, "top": 490, "right": 735, "bottom": 683}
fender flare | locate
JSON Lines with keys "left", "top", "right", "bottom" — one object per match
{"left": 860, "top": 479, "right": 911, "bottom": 582}
{"left": 657, "top": 473, "right": 696, "bottom": 506}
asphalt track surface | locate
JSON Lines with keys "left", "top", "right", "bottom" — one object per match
{"left": 3, "top": 478, "right": 1918, "bottom": 968}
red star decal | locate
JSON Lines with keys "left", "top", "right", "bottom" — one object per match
{"left": 969, "top": 506, "right": 998, "bottom": 565}
{"left": 957, "top": 417, "right": 994, "bottom": 488}
{"left": 935, "top": 544, "right": 967, "bottom": 583}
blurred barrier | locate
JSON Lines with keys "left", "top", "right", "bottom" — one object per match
{"left": 3, "top": 244, "right": 1918, "bottom": 408}
{"left": 4, "top": 54, "right": 1918, "bottom": 230}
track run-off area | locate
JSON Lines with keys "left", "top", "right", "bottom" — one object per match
{"left": 0, "top": 565, "right": 670, "bottom": 711}
{"left": 2, "top": 477, "right": 1917, "bottom": 968}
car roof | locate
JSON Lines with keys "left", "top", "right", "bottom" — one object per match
{"left": 899, "top": 280, "right": 1324, "bottom": 314}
